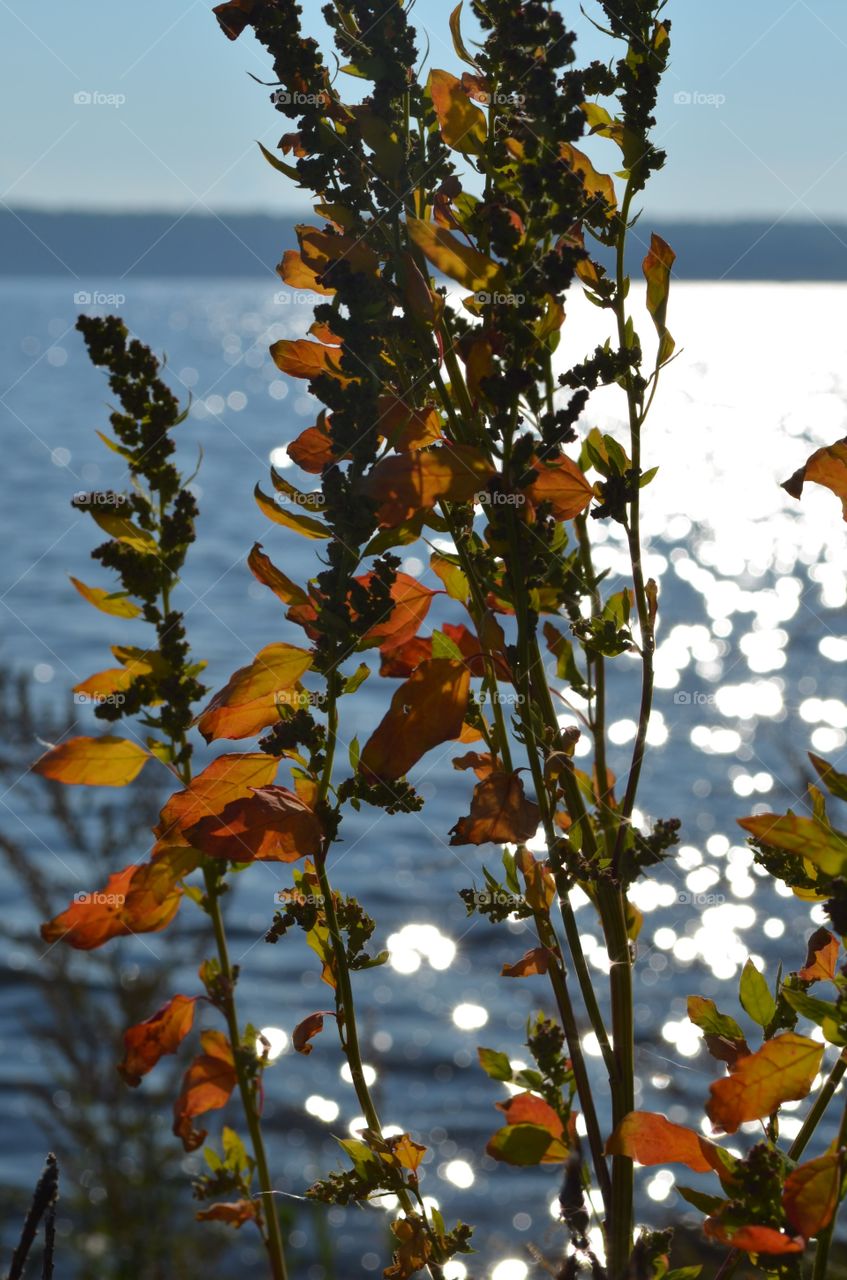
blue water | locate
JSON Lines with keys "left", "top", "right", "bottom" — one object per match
{"left": 4, "top": 277, "right": 847, "bottom": 1273}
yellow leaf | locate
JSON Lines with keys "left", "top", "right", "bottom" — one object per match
{"left": 33, "top": 735, "right": 150, "bottom": 787}
{"left": 255, "top": 485, "right": 331, "bottom": 539}
{"left": 407, "top": 218, "right": 506, "bottom": 293}
{"left": 196, "top": 643, "right": 312, "bottom": 742}
{"left": 427, "top": 69, "right": 486, "bottom": 155}
{"left": 70, "top": 577, "right": 141, "bottom": 619}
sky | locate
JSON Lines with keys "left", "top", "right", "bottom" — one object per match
{"left": 1, "top": 0, "right": 846, "bottom": 222}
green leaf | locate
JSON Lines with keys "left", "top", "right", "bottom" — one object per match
{"left": 782, "top": 988, "right": 846, "bottom": 1044}
{"left": 687, "top": 996, "right": 746, "bottom": 1043}
{"left": 809, "top": 753, "right": 847, "bottom": 802}
{"left": 343, "top": 664, "right": 370, "bottom": 695}
{"left": 486, "top": 1123, "right": 567, "bottom": 1165}
{"left": 477, "top": 1047, "right": 513, "bottom": 1082}
{"left": 676, "top": 1186, "right": 725, "bottom": 1216}
{"left": 448, "top": 2, "right": 478, "bottom": 66}
{"left": 739, "top": 959, "right": 777, "bottom": 1029}
{"left": 257, "top": 141, "right": 301, "bottom": 182}
{"left": 348, "top": 736, "right": 360, "bottom": 772}
{"left": 431, "top": 629, "right": 465, "bottom": 661}
{"left": 337, "top": 1138, "right": 380, "bottom": 1181}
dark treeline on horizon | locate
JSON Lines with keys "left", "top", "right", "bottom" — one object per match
{"left": 3, "top": 207, "right": 847, "bottom": 281}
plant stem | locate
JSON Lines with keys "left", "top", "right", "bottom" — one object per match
{"left": 811, "top": 1094, "right": 847, "bottom": 1280}
{"left": 203, "top": 864, "right": 289, "bottom": 1280}
{"left": 788, "top": 1049, "right": 847, "bottom": 1162}
{"left": 161, "top": 550, "right": 288, "bottom": 1279}
{"left": 314, "top": 688, "right": 445, "bottom": 1280}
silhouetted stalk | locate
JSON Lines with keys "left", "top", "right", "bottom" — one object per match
{"left": 314, "top": 687, "right": 446, "bottom": 1280}
{"left": 162, "top": 562, "right": 288, "bottom": 1280}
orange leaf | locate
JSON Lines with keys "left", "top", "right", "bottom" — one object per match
{"left": 379, "top": 398, "right": 442, "bottom": 451}
{"left": 706, "top": 1033, "right": 824, "bottom": 1135}
{"left": 523, "top": 454, "right": 594, "bottom": 520}
{"left": 360, "top": 658, "right": 471, "bottom": 781}
{"left": 501, "top": 947, "right": 551, "bottom": 978}
{"left": 196, "top": 1199, "right": 256, "bottom": 1228}
{"left": 277, "top": 248, "right": 335, "bottom": 295}
{"left": 605, "top": 1111, "right": 724, "bottom": 1175}
{"left": 246, "top": 544, "right": 310, "bottom": 607}
{"left": 783, "top": 1151, "right": 842, "bottom": 1238}
{"left": 704, "top": 1220, "right": 805, "bottom": 1256}
{"left": 798, "top": 927, "right": 840, "bottom": 983}
{"left": 213, "top": 0, "right": 254, "bottom": 40}
{"left": 450, "top": 771, "right": 540, "bottom": 845}
{"left": 452, "top": 751, "right": 495, "bottom": 779}
{"left": 287, "top": 422, "right": 336, "bottom": 472}
{"left": 41, "top": 862, "right": 182, "bottom": 950}
{"left": 195, "top": 643, "right": 312, "bottom": 742}
{"left": 365, "top": 445, "right": 495, "bottom": 526}
{"left": 155, "top": 752, "right": 280, "bottom": 849}
{"left": 173, "top": 1030, "right": 237, "bottom": 1151}
{"left": 33, "top": 735, "right": 150, "bottom": 787}
{"left": 185, "top": 785, "right": 323, "bottom": 863}
{"left": 783, "top": 439, "right": 847, "bottom": 520}
{"left": 360, "top": 573, "right": 436, "bottom": 650}
{"left": 269, "top": 338, "right": 348, "bottom": 383}
{"left": 119, "top": 994, "right": 197, "bottom": 1086}
{"left": 496, "top": 1092, "right": 563, "bottom": 1137}
{"left": 292, "top": 1010, "right": 331, "bottom": 1055}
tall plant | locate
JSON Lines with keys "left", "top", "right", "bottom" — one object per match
{"left": 35, "top": 1, "right": 847, "bottom": 1278}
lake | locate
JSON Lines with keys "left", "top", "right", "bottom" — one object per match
{"left": 3, "top": 277, "right": 847, "bottom": 1276}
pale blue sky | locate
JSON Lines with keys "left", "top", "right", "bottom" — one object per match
{"left": 2, "top": 0, "right": 845, "bottom": 220}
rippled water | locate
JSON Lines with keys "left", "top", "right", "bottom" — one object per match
{"left": 3, "top": 279, "right": 847, "bottom": 1274}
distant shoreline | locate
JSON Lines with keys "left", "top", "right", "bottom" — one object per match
{"left": 3, "top": 209, "right": 847, "bottom": 281}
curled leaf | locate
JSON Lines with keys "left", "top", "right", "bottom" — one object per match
{"left": 798, "top": 927, "right": 840, "bottom": 983}
{"left": 450, "top": 771, "right": 540, "bottom": 845}
{"left": 196, "top": 1199, "right": 256, "bottom": 1228}
{"left": 292, "top": 1010, "right": 331, "bottom": 1055}
{"left": 119, "top": 994, "right": 197, "bottom": 1086}
{"left": 173, "top": 1030, "right": 237, "bottom": 1151}
{"left": 70, "top": 576, "right": 140, "bottom": 618}
{"left": 782, "top": 1151, "right": 841, "bottom": 1238}
{"left": 605, "top": 1111, "right": 726, "bottom": 1175}
{"left": 782, "top": 439, "right": 847, "bottom": 519}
